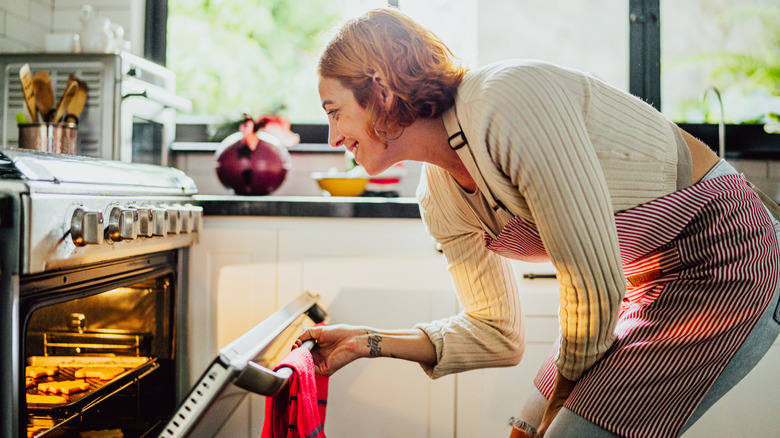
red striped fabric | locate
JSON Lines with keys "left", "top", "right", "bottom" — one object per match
{"left": 486, "top": 174, "right": 779, "bottom": 437}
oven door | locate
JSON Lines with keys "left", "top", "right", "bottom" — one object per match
{"left": 18, "top": 250, "right": 188, "bottom": 438}
{"left": 159, "top": 291, "right": 327, "bottom": 438}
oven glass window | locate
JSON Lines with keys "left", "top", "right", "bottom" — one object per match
{"left": 132, "top": 116, "right": 164, "bottom": 165}
{"left": 24, "top": 274, "right": 175, "bottom": 437}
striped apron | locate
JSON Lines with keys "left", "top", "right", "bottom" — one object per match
{"left": 485, "top": 173, "right": 779, "bottom": 437}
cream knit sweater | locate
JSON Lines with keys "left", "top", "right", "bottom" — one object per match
{"left": 415, "top": 60, "right": 683, "bottom": 380}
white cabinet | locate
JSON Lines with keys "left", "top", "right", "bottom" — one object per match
{"left": 189, "top": 216, "right": 459, "bottom": 437}
{"left": 456, "top": 261, "right": 559, "bottom": 437}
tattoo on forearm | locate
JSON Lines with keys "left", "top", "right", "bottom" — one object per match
{"left": 366, "top": 329, "right": 382, "bottom": 357}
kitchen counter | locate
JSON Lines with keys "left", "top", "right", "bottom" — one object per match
{"left": 194, "top": 195, "right": 421, "bottom": 219}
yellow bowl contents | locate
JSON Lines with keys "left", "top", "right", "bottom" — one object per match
{"left": 314, "top": 177, "right": 369, "bottom": 197}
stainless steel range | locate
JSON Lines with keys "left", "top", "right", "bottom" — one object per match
{"left": 0, "top": 148, "right": 202, "bottom": 438}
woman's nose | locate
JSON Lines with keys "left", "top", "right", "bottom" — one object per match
{"left": 328, "top": 125, "right": 343, "bottom": 148}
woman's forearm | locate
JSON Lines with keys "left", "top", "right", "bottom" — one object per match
{"left": 357, "top": 327, "right": 437, "bottom": 368}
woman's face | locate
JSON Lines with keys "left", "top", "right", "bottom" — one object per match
{"left": 318, "top": 76, "right": 399, "bottom": 175}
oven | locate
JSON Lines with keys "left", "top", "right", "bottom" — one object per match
{"left": 0, "top": 148, "right": 202, "bottom": 438}
{"left": 0, "top": 52, "right": 191, "bottom": 166}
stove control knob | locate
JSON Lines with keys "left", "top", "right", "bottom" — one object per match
{"left": 179, "top": 205, "right": 193, "bottom": 233}
{"left": 107, "top": 207, "right": 139, "bottom": 242}
{"left": 130, "top": 205, "right": 154, "bottom": 237}
{"left": 152, "top": 207, "right": 169, "bottom": 236}
{"left": 71, "top": 207, "right": 104, "bottom": 246}
{"left": 164, "top": 205, "right": 182, "bottom": 235}
{"left": 183, "top": 204, "right": 203, "bottom": 232}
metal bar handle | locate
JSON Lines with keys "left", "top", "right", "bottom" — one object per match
{"left": 233, "top": 340, "right": 315, "bottom": 397}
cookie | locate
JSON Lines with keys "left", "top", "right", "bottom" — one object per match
{"left": 74, "top": 366, "right": 125, "bottom": 380}
{"left": 38, "top": 380, "right": 90, "bottom": 394}
{"left": 25, "top": 366, "right": 58, "bottom": 379}
{"left": 26, "top": 393, "right": 67, "bottom": 404}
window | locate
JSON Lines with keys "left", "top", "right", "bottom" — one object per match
{"left": 166, "top": 0, "right": 342, "bottom": 123}
{"left": 660, "top": 0, "right": 779, "bottom": 124}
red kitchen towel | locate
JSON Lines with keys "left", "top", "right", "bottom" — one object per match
{"left": 262, "top": 346, "right": 328, "bottom": 438}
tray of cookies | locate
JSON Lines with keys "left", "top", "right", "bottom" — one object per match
{"left": 25, "top": 356, "right": 158, "bottom": 413}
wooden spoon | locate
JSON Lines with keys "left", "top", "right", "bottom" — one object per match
{"left": 65, "top": 75, "right": 88, "bottom": 122}
{"left": 51, "top": 79, "right": 79, "bottom": 124}
{"left": 18, "top": 64, "right": 37, "bottom": 123}
{"left": 32, "top": 72, "right": 55, "bottom": 122}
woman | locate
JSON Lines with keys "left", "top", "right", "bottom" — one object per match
{"left": 296, "top": 8, "right": 780, "bottom": 437}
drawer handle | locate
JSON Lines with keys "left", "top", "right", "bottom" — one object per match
{"left": 523, "top": 273, "right": 557, "bottom": 280}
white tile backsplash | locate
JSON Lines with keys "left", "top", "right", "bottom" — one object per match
{"left": 50, "top": 9, "right": 82, "bottom": 33}
{"left": 731, "top": 159, "right": 769, "bottom": 179}
{"left": 7, "top": 12, "right": 48, "bottom": 49}
{"left": 731, "top": 158, "right": 780, "bottom": 202}
{"left": 1, "top": 0, "right": 143, "bottom": 55}
{"left": 30, "top": 1, "right": 53, "bottom": 29}
{"left": 1, "top": 1, "right": 30, "bottom": 20}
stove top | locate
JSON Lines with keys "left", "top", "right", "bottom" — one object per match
{"left": 0, "top": 148, "right": 202, "bottom": 275}
{"left": 0, "top": 149, "right": 197, "bottom": 196}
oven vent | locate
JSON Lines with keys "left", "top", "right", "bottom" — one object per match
{"left": 159, "top": 361, "right": 231, "bottom": 437}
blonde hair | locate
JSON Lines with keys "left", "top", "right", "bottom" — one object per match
{"left": 318, "top": 8, "right": 467, "bottom": 140}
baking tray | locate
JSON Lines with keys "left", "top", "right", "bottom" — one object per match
{"left": 25, "top": 356, "right": 158, "bottom": 413}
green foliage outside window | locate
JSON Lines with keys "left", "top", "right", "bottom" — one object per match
{"left": 671, "top": 4, "right": 779, "bottom": 127}
{"left": 167, "top": 0, "right": 341, "bottom": 122}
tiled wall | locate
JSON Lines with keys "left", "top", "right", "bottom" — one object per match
{"left": 731, "top": 159, "right": 780, "bottom": 202}
{"left": 0, "top": 0, "right": 53, "bottom": 52}
{"left": 0, "top": 0, "right": 144, "bottom": 56}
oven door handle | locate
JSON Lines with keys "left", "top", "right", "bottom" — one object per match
{"left": 232, "top": 340, "right": 315, "bottom": 397}
{"left": 122, "top": 79, "right": 193, "bottom": 112}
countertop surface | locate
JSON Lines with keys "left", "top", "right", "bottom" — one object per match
{"left": 194, "top": 195, "right": 421, "bottom": 219}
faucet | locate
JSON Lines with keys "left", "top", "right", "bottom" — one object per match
{"left": 699, "top": 86, "right": 725, "bottom": 159}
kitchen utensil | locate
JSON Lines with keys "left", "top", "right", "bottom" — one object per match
{"left": 32, "top": 72, "right": 54, "bottom": 122}
{"left": 65, "top": 75, "right": 88, "bottom": 122}
{"left": 51, "top": 79, "right": 79, "bottom": 123}
{"left": 18, "top": 64, "right": 38, "bottom": 123}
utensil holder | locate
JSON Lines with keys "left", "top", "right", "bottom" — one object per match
{"left": 18, "top": 122, "right": 78, "bottom": 154}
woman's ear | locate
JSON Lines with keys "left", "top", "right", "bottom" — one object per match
{"left": 372, "top": 72, "right": 394, "bottom": 109}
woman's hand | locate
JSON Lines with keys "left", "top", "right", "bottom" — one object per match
{"left": 295, "top": 325, "right": 437, "bottom": 377}
{"left": 295, "top": 324, "right": 364, "bottom": 377}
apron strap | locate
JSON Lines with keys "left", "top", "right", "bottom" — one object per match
{"left": 747, "top": 181, "right": 780, "bottom": 223}
{"left": 442, "top": 107, "right": 515, "bottom": 225}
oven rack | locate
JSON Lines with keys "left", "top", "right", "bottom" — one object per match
{"left": 43, "top": 330, "right": 151, "bottom": 356}
{"left": 26, "top": 356, "right": 158, "bottom": 414}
